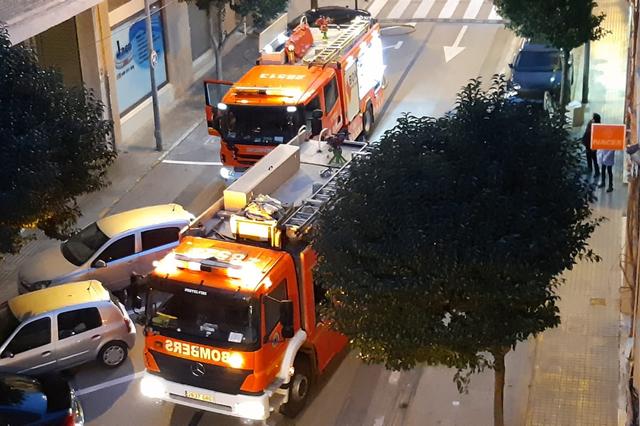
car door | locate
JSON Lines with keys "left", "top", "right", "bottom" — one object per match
{"left": 0, "top": 317, "right": 56, "bottom": 375}
{"left": 56, "top": 307, "right": 103, "bottom": 369}
{"left": 133, "top": 226, "right": 181, "bottom": 276}
{"left": 90, "top": 234, "right": 136, "bottom": 291}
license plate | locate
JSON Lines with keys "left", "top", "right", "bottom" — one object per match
{"left": 185, "top": 390, "right": 214, "bottom": 403}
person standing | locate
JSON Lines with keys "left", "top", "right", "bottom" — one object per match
{"left": 582, "top": 113, "right": 601, "bottom": 178}
{"left": 597, "top": 149, "right": 615, "bottom": 192}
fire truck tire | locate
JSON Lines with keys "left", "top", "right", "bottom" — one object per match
{"left": 280, "top": 357, "right": 312, "bottom": 418}
{"left": 98, "top": 341, "right": 128, "bottom": 368}
{"left": 362, "top": 104, "right": 374, "bottom": 139}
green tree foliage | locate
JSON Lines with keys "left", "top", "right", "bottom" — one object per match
{"left": 0, "top": 27, "right": 115, "bottom": 254}
{"left": 313, "top": 77, "right": 600, "bottom": 426}
{"left": 184, "top": 0, "right": 287, "bottom": 80}
{"left": 494, "top": 0, "right": 607, "bottom": 106}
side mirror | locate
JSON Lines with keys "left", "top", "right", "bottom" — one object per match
{"left": 310, "top": 109, "right": 323, "bottom": 136}
{"left": 1, "top": 351, "right": 14, "bottom": 359}
{"left": 94, "top": 259, "right": 107, "bottom": 269}
{"left": 280, "top": 300, "right": 294, "bottom": 339}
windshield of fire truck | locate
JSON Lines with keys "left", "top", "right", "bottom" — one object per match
{"left": 221, "top": 105, "right": 303, "bottom": 144}
{"left": 148, "top": 286, "right": 259, "bottom": 349}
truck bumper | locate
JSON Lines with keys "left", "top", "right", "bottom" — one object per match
{"left": 139, "top": 372, "right": 270, "bottom": 420}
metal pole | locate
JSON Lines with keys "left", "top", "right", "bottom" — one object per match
{"left": 582, "top": 41, "right": 590, "bottom": 104}
{"left": 144, "top": 0, "right": 163, "bottom": 151}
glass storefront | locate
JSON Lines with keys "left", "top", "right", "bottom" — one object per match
{"left": 111, "top": 4, "right": 168, "bottom": 115}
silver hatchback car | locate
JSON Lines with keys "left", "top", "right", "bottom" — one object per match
{"left": 18, "top": 204, "right": 194, "bottom": 293}
{"left": 0, "top": 281, "right": 136, "bottom": 375}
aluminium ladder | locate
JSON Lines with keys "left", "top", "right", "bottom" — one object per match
{"left": 305, "top": 18, "right": 371, "bottom": 66}
{"left": 282, "top": 142, "right": 374, "bottom": 238}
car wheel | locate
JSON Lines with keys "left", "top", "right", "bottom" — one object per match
{"left": 280, "top": 357, "right": 312, "bottom": 418}
{"left": 98, "top": 341, "right": 128, "bottom": 368}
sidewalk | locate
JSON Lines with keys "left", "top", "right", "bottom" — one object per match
{"left": 0, "top": 31, "right": 259, "bottom": 302}
{"left": 401, "top": 1, "right": 631, "bottom": 425}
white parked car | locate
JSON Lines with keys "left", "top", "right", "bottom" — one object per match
{"left": 18, "top": 204, "right": 195, "bottom": 293}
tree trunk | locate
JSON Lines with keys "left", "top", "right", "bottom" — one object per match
{"left": 559, "top": 49, "right": 571, "bottom": 110}
{"left": 582, "top": 41, "right": 590, "bottom": 104}
{"left": 209, "top": 6, "right": 224, "bottom": 81}
{"left": 492, "top": 348, "right": 507, "bottom": 426}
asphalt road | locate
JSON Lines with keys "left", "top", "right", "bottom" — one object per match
{"left": 13, "top": 19, "right": 524, "bottom": 426}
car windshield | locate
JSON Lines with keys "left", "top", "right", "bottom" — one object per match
{"left": 515, "top": 51, "right": 560, "bottom": 71}
{"left": 61, "top": 222, "right": 110, "bottom": 266}
{"left": 222, "top": 105, "right": 303, "bottom": 145}
{"left": 148, "top": 286, "right": 259, "bottom": 349}
{"left": 0, "top": 303, "right": 19, "bottom": 344}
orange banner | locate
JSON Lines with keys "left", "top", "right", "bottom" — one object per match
{"left": 591, "top": 123, "right": 626, "bottom": 150}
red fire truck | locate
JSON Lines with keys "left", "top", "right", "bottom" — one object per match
{"left": 204, "top": 16, "right": 385, "bottom": 182}
{"left": 139, "top": 136, "right": 370, "bottom": 420}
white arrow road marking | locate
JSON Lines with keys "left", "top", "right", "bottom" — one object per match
{"left": 162, "top": 160, "right": 223, "bottom": 166}
{"left": 443, "top": 25, "right": 468, "bottom": 63}
{"left": 383, "top": 41, "right": 404, "bottom": 50}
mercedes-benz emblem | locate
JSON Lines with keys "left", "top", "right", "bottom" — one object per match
{"left": 191, "top": 362, "right": 206, "bottom": 377}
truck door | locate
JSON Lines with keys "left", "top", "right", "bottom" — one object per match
{"left": 322, "top": 76, "right": 343, "bottom": 135}
{"left": 203, "top": 79, "right": 233, "bottom": 136}
{"left": 261, "top": 277, "right": 290, "bottom": 380}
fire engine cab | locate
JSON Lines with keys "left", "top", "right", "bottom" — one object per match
{"left": 205, "top": 15, "right": 385, "bottom": 182}
{"left": 139, "top": 135, "right": 371, "bottom": 420}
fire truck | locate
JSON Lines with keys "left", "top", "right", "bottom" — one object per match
{"left": 204, "top": 16, "right": 385, "bottom": 182}
{"left": 138, "top": 135, "right": 371, "bottom": 420}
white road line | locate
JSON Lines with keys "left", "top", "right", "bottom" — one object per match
{"left": 412, "top": 0, "right": 435, "bottom": 19}
{"left": 388, "top": 0, "right": 412, "bottom": 19}
{"left": 367, "top": 0, "right": 389, "bottom": 18}
{"left": 438, "top": 0, "right": 460, "bottom": 19}
{"left": 162, "top": 160, "right": 223, "bottom": 166}
{"left": 75, "top": 371, "right": 145, "bottom": 396}
{"left": 488, "top": 5, "right": 503, "bottom": 20}
{"left": 463, "top": 0, "right": 484, "bottom": 19}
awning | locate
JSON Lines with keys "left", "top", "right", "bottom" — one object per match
{"left": 0, "top": 0, "right": 102, "bottom": 45}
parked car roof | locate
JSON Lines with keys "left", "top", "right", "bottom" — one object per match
{"left": 96, "top": 203, "right": 193, "bottom": 237}
{"left": 9, "top": 280, "right": 109, "bottom": 321}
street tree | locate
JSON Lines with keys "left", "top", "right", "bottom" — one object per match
{"left": 312, "top": 76, "right": 600, "bottom": 426}
{"left": 184, "top": 0, "right": 287, "bottom": 81}
{"left": 494, "top": 0, "right": 607, "bottom": 107}
{"left": 0, "top": 27, "right": 115, "bottom": 255}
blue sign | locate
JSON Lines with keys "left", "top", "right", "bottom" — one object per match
{"left": 111, "top": 10, "right": 167, "bottom": 114}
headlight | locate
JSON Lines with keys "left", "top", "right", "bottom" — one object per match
{"left": 236, "top": 401, "right": 267, "bottom": 420}
{"left": 140, "top": 374, "right": 166, "bottom": 399}
{"left": 33, "top": 280, "right": 52, "bottom": 290}
{"left": 220, "top": 167, "right": 234, "bottom": 180}
{"left": 550, "top": 76, "right": 556, "bottom": 83}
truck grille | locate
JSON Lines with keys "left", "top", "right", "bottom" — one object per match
{"left": 149, "top": 350, "right": 252, "bottom": 395}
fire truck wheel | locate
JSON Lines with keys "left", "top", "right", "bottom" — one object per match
{"left": 280, "top": 357, "right": 312, "bottom": 418}
{"left": 362, "top": 104, "right": 374, "bottom": 139}
{"left": 98, "top": 341, "right": 128, "bottom": 368}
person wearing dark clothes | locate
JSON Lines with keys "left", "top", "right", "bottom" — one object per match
{"left": 582, "top": 113, "right": 601, "bottom": 177}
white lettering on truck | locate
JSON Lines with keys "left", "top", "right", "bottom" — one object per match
{"left": 164, "top": 339, "right": 230, "bottom": 363}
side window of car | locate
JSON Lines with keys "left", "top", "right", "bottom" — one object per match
{"left": 95, "top": 235, "right": 135, "bottom": 264}
{"left": 4, "top": 318, "right": 51, "bottom": 355}
{"left": 141, "top": 227, "right": 180, "bottom": 251}
{"left": 264, "top": 280, "right": 287, "bottom": 339}
{"left": 57, "top": 308, "right": 102, "bottom": 340}
{"left": 324, "top": 77, "right": 339, "bottom": 113}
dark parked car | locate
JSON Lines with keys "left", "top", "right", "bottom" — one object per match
{"left": 508, "top": 41, "right": 573, "bottom": 103}
{"left": 0, "top": 373, "right": 83, "bottom": 425}
{"left": 288, "top": 6, "right": 372, "bottom": 31}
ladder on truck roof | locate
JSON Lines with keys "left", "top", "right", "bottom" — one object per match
{"left": 305, "top": 18, "right": 371, "bottom": 66}
{"left": 282, "top": 141, "right": 374, "bottom": 238}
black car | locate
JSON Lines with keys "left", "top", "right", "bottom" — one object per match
{"left": 508, "top": 41, "right": 573, "bottom": 103}
{"left": 0, "top": 374, "right": 83, "bottom": 426}
{"left": 288, "top": 6, "right": 372, "bottom": 31}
